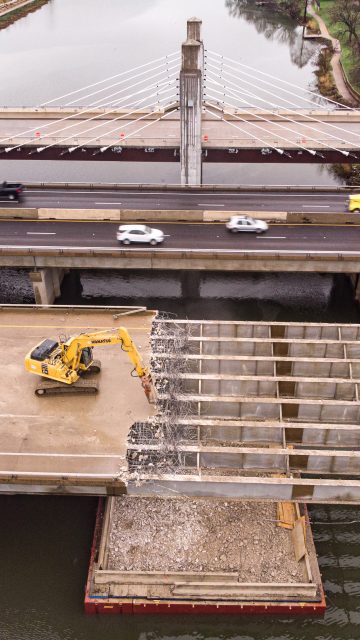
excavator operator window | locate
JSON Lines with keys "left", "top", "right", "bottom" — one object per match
{"left": 80, "top": 347, "right": 93, "bottom": 367}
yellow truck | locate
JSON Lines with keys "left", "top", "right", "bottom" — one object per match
{"left": 348, "top": 194, "right": 360, "bottom": 213}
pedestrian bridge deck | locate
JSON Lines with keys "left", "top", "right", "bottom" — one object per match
{"left": 0, "top": 108, "right": 359, "bottom": 162}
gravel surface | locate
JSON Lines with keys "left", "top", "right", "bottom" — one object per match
{"left": 107, "top": 496, "right": 305, "bottom": 583}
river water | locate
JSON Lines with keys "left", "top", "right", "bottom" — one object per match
{"left": 0, "top": 1, "right": 359, "bottom": 638}
{"left": 0, "top": 0, "right": 344, "bottom": 186}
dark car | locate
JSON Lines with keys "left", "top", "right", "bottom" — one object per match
{"left": 0, "top": 181, "right": 24, "bottom": 201}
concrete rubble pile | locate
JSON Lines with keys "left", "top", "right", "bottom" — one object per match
{"left": 107, "top": 496, "right": 305, "bottom": 582}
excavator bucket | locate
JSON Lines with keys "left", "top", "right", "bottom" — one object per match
{"left": 141, "top": 373, "right": 157, "bottom": 404}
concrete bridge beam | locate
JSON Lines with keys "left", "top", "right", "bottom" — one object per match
{"left": 180, "top": 18, "right": 203, "bottom": 186}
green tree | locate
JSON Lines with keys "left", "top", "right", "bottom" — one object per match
{"left": 330, "top": 0, "right": 360, "bottom": 45}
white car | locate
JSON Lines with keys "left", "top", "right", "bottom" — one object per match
{"left": 116, "top": 224, "right": 165, "bottom": 245}
{"left": 226, "top": 215, "right": 268, "bottom": 234}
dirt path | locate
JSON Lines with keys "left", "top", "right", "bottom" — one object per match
{"left": 307, "top": 5, "right": 358, "bottom": 105}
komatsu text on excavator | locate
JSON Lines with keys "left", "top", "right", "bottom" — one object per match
{"left": 24, "top": 327, "right": 155, "bottom": 402}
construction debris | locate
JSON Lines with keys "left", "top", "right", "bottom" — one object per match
{"left": 107, "top": 496, "right": 305, "bottom": 583}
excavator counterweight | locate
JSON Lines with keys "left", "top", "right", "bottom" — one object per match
{"left": 25, "top": 327, "right": 156, "bottom": 403}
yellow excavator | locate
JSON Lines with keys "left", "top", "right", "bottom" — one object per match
{"left": 24, "top": 327, "right": 155, "bottom": 402}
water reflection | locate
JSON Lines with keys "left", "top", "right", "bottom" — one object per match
{"left": 225, "top": 0, "right": 315, "bottom": 69}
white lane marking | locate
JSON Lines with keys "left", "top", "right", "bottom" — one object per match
{"left": 26, "top": 232, "right": 56, "bottom": 235}
{"left": 95, "top": 202, "right": 122, "bottom": 205}
{"left": 197, "top": 203, "right": 224, "bottom": 207}
{"left": 257, "top": 236, "right": 286, "bottom": 239}
{"left": 302, "top": 205, "right": 330, "bottom": 208}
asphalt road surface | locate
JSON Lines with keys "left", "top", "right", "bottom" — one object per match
{"left": 0, "top": 188, "right": 350, "bottom": 212}
{"left": 1, "top": 220, "right": 360, "bottom": 253}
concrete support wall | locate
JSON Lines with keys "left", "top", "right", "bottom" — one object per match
{"left": 180, "top": 18, "right": 203, "bottom": 186}
{"left": 29, "top": 267, "right": 66, "bottom": 304}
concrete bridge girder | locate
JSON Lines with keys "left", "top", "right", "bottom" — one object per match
{"left": 4, "top": 252, "right": 360, "bottom": 273}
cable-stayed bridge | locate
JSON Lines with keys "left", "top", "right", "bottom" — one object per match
{"left": 0, "top": 17, "right": 359, "bottom": 184}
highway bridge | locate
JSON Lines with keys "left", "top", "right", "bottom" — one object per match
{"left": 0, "top": 185, "right": 350, "bottom": 211}
{"left": 1, "top": 214, "right": 360, "bottom": 303}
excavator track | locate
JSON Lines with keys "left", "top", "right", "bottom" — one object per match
{"left": 35, "top": 378, "right": 99, "bottom": 396}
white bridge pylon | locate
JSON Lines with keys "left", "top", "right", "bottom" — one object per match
{"left": 0, "top": 17, "right": 359, "bottom": 185}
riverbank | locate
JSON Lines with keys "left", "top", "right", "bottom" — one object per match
{"left": 0, "top": 0, "right": 49, "bottom": 29}
{"left": 307, "top": 2, "right": 360, "bottom": 105}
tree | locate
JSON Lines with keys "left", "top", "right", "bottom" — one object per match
{"left": 330, "top": 0, "right": 360, "bottom": 45}
{"left": 277, "top": 0, "right": 303, "bottom": 20}
{"left": 225, "top": 0, "right": 303, "bottom": 22}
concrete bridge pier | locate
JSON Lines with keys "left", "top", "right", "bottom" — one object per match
{"left": 30, "top": 268, "right": 67, "bottom": 305}
{"left": 180, "top": 17, "right": 203, "bottom": 186}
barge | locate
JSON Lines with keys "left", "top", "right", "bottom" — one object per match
{"left": 85, "top": 496, "right": 325, "bottom": 615}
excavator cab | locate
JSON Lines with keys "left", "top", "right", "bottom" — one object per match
{"left": 79, "top": 346, "right": 93, "bottom": 369}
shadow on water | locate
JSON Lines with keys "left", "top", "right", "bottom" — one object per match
{"left": 53, "top": 269, "right": 360, "bottom": 324}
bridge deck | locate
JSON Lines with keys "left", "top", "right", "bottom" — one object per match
{"left": 0, "top": 305, "right": 155, "bottom": 492}
{"left": 0, "top": 108, "right": 359, "bottom": 162}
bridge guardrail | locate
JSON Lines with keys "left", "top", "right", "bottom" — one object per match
{"left": 21, "top": 182, "right": 360, "bottom": 192}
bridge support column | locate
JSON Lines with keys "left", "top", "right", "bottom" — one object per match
{"left": 30, "top": 268, "right": 66, "bottom": 305}
{"left": 180, "top": 17, "right": 203, "bottom": 186}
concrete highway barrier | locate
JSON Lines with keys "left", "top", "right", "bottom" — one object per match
{"left": 0, "top": 208, "right": 357, "bottom": 224}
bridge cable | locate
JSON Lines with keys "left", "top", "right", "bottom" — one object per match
{"left": 64, "top": 56, "right": 180, "bottom": 107}
{"left": 206, "top": 59, "right": 360, "bottom": 141}
{"left": 205, "top": 55, "right": 360, "bottom": 143}
{"left": 204, "top": 98, "right": 318, "bottom": 156}
{"left": 207, "top": 49, "right": 356, "bottom": 111}
{"left": 203, "top": 106, "right": 286, "bottom": 156}
{"left": 66, "top": 101, "right": 179, "bottom": 154}
{"left": 205, "top": 72, "right": 350, "bottom": 156}
{"left": 34, "top": 92, "right": 179, "bottom": 155}
{"left": 40, "top": 51, "right": 179, "bottom": 106}
{"left": 29, "top": 69, "right": 178, "bottom": 145}
{"left": 5, "top": 75, "right": 178, "bottom": 153}
{"left": 97, "top": 106, "right": 179, "bottom": 154}
{"left": 0, "top": 63, "right": 179, "bottom": 149}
